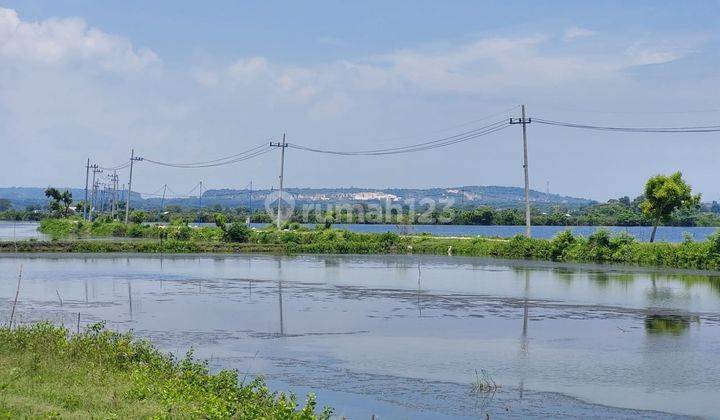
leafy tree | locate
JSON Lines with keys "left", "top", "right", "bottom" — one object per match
{"left": 214, "top": 213, "right": 227, "bottom": 230}
{"left": 640, "top": 172, "right": 700, "bottom": 242}
{"left": 0, "top": 198, "right": 11, "bottom": 212}
{"left": 44, "top": 187, "right": 73, "bottom": 217}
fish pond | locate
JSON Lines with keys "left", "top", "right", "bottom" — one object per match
{"left": 1, "top": 253, "right": 719, "bottom": 419}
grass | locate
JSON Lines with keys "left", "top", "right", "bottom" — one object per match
{"left": 0, "top": 322, "right": 331, "bottom": 419}
{"left": 26, "top": 218, "right": 720, "bottom": 271}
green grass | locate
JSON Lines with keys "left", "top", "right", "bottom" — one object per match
{"left": 27, "top": 219, "right": 720, "bottom": 271}
{"left": 0, "top": 322, "right": 331, "bottom": 419}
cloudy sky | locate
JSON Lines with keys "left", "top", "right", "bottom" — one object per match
{"left": 0, "top": 0, "right": 718, "bottom": 201}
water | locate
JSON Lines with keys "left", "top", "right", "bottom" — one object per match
{"left": 2, "top": 253, "right": 719, "bottom": 418}
{"left": 0, "top": 221, "right": 48, "bottom": 241}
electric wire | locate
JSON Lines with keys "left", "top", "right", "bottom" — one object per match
{"left": 139, "top": 143, "right": 273, "bottom": 168}
{"left": 97, "top": 161, "right": 131, "bottom": 171}
{"left": 533, "top": 118, "right": 720, "bottom": 133}
{"left": 288, "top": 120, "right": 510, "bottom": 156}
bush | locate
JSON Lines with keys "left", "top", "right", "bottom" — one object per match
{"left": 588, "top": 229, "right": 611, "bottom": 248}
{"left": 126, "top": 224, "right": 144, "bottom": 238}
{"left": 708, "top": 231, "right": 720, "bottom": 255}
{"left": 129, "top": 210, "right": 147, "bottom": 224}
{"left": 550, "top": 230, "right": 576, "bottom": 261}
{"left": 172, "top": 225, "right": 193, "bottom": 241}
{"left": 224, "top": 222, "right": 251, "bottom": 242}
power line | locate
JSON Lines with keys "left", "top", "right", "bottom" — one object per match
{"left": 139, "top": 144, "right": 274, "bottom": 168}
{"left": 533, "top": 118, "right": 720, "bottom": 133}
{"left": 97, "top": 161, "right": 131, "bottom": 171}
{"left": 288, "top": 120, "right": 510, "bottom": 156}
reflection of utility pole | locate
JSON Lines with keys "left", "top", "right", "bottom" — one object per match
{"left": 417, "top": 261, "right": 422, "bottom": 317}
{"left": 510, "top": 105, "right": 532, "bottom": 237}
{"left": 277, "top": 258, "right": 285, "bottom": 336}
{"left": 519, "top": 270, "right": 530, "bottom": 400}
{"left": 270, "top": 134, "right": 288, "bottom": 229}
{"left": 128, "top": 281, "right": 133, "bottom": 319}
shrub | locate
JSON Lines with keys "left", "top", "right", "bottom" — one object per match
{"left": 224, "top": 222, "right": 251, "bottom": 242}
{"left": 550, "top": 230, "right": 576, "bottom": 261}
{"left": 588, "top": 229, "right": 611, "bottom": 248}
{"left": 126, "top": 224, "right": 144, "bottom": 238}
{"left": 708, "top": 231, "right": 720, "bottom": 255}
{"left": 172, "top": 225, "right": 193, "bottom": 241}
{"left": 129, "top": 211, "right": 147, "bottom": 224}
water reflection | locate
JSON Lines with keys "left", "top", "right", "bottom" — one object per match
{"left": 2, "top": 254, "right": 720, "bottom": 418}
{"left": 278, "top": 258, "right": 285, "bottom": 336}
{"left": 644, "top": 314, "right": 700, "bottom": 335}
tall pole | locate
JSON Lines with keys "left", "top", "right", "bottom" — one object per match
{"left": 522, "top": 105, "right": 531, "bottom": 237}
{"left": 198, "top": 181, "right": 203, "bottom": 221}
{"left": 83, "top": 159, "right": 90, "bottom": 221}
{"left": 113, "top": 171, "right": 119, "bottom": 219}
{"left": 158, "top": 183, "right": 167, "bottom": 221}
{"left": 270, "top": 134, "right": 288, "bottom": 229}
{"left": 521, "top": 105, "right": 531, "bottom": 237}
{"left": 249, "top": 180, "right": 253, "bottom": 213}
{"left": 125, "top": 149, "right": 135, "bottom": 225}
{"left": 89, "top": 167, "right": 102, "bottom": 221}
{"left": 510, "top": 105, "right": 532, "bottom": 237}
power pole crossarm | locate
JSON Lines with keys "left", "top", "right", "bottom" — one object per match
{"left": 270, "top": 134, "right": 288, "bottom": 229}
{"left": 510, "top": 105, "right": 532, "bottom": 238}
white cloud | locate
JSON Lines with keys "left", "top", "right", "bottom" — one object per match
{"left": 564, "top": 26, "right": 595, "bottom": 41}
{"left": 197, "top": 34, "right": 631, "bottom": 103}
{"left": 0, "top": 7, "right": 158, "bottom": 72}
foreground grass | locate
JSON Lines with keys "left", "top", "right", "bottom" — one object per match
{"left": 22, "top": 219, "right": 720, "bottom": 271}
{"left": 0, "top": 323, "right": 330, "bottom": 419}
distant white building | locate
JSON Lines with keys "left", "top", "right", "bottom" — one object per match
{"left": 352, "top": 192, "right": 399, "bottom": 201}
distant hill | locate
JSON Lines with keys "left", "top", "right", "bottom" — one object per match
{"left": 0, "top": 185, "right": 595, "bottom": 210}
{"left": 0, "top": 187, "right": 141, "bottom": 208}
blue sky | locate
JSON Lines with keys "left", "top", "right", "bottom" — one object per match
{"left": 0, "top": 1, "right": 719, "bottom": 200}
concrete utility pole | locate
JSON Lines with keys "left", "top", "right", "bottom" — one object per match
{"left": 89, "top": 167, "right": 103, "bottom": 221}
{"left": 510, "top": 105, "right": 532, "bottom": 237}
{"left": 270, "top": 134, "right": 288, "bottom": 229}
{"left": 158, "top": 183, "right": 167, "bottom": 221}
{"left": 83, "top": 159, "right": 90, "bottom": 221}
{"left": 113, "top": 171, "right": 119, "bottom": 219}
{"left": 110, "top": 171, "right": 119, "bottom": 219}
{"left": 124, "top": 149, "right": 142, "bottom": 225}
{"left": 198, "top": 181, "right": 203, "bottom": 220}
{"left": 249, "top": 180, "right": 253, "bottom": 213}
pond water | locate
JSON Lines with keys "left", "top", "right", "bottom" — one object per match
{"left": 1, "top": 253, "right": 719, "bottom": 418}
{"left": 0, "top": 221, "right": 48, "bottom": 241}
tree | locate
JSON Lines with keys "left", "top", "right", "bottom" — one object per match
{"left": 45, "top": 187, "right": 73, "bottom": 217}
{"left": 0, "top": 198, "right": 11, "bottom": 212}
{"left": 640, "top": 172, "right": 700, "bottom": 242}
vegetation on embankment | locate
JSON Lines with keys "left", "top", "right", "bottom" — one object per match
{"left": 0, "top": 322, "right": 330, "bottom": 419}
{"left": 12, "top": 219, "right": 720, "bottom": 271}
